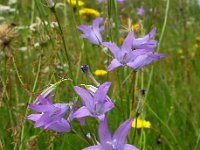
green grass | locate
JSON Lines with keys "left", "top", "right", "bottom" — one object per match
{"left": 0, "top": 0, "right": 200, "bottom": 149}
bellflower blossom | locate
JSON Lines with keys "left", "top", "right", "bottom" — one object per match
{"left": 77, "top": 17, "right": 104, "bottom": 45}
{"left": 83, "top": 117, "right": 139, "bottom": 150}
{"left": 71, "top": 82, "right": 114, "bottom": 120}
{"left": 132, "top": 28, "right": 158, "bottom": 50}
{"left": 27, "top": 95, "right": 70, "bottom": 133}
{"left": 102, "top": 31, "right": 165, "bottom": 71}
{"left": 137, "top": 6, "right": 144, "bottom": 16}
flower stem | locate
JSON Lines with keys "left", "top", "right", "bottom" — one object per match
{"left": 51, "top": 6, "right": 74, "bottom": 82}
{"left": 19, "top": 53, "right": 42, "bottom": 150}
{"left": 144, "top": 0, "right": 170, "bottom": 101}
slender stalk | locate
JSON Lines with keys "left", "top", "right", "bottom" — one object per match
{"left": 147, "top": 104, "right": 181, "bottom": 149}
{"left": 129, "top": 71, "right": 137, "bottom": 117}
{"left": 144, "top": 0, "right": 170, "bottom": 101}
{"left": 51, "top": 7, "right": 74, "bottom": 82}
{"left": 113, "top": 0, "right": 120, "bottom": 45}
{"left": 30, "top": 0, "right": 35, "bottom": 24}
{"left": 19, "top": 54, "right": 42, "bottom": 150}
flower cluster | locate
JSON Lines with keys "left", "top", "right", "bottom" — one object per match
{"left": 27, "top": 95, "right": 71, "bottom": 133}
{"left": 27, "top": 1, "right": 165, "bottom": 149}
{"left": 77, "top": 17, "right": 165, "bottom": 72}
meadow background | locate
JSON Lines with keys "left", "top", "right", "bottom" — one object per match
{"left": 0, "top": 0, "right": 200, "bottom": 149}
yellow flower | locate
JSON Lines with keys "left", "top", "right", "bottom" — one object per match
{"left": 66, "top": 0, "right": 84, "bottom": 6}
{"left": 193, "top": 43, "right": 198, "bottom": 49}
{"left": 132, "top": 118, "right": 151, "bottom": 128}
{"left": 94, "top": 70, "right": 107, "bottom": 76}
{"left": 79, "top": 8, "right": 100, "bottom": 17}
{"left": 177, "top": 48, "right": 183, "bottom": 54}
{"left": 131, "top": 23, "right": 140, "bottom": 32}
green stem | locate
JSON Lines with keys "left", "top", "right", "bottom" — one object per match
{"left": 19, "top": 54, "right": 42, "bottom": 150}
{"left": 130, "top": 71, "right": 138, "bottom": 117}
{"left": 52, "top": 7, "right": 74, "bottom": 82}
{"left": 144, "top": 0, "right": 170, "bottom": 101}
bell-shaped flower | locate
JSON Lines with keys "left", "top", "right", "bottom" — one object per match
{"left": 132, "top": 28, "right": 158, "bottom": 50}
{"left": 137, "top": 6, "right": 144, "bottom": 16}
{"left": 102, "top": 31, "right": 165, "bottom": 71}
{"left": 71, "top": 82, "right": 114, "bottom": 120}
{"left": 77, "top": 17, "right": 104, "bottom": 45}
{"left": 82, "top": 117, "right": 139, "bottom": 150}
{"left": 27, "top": 95, "right": 70, "bottom": 133}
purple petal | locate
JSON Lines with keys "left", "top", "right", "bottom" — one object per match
{"left": 99, "top": 26, "right": 104, "bottom": 31}
{"left": 148, "top": 28, "right": 156, "bottom": 39}
{"left": 34, "top": 113, "right": 51, "bottom": 128}
{"left": 93, "top": 18, "right": 103, "bottom": 30}
{"left": 121, "top": 32, "right": 134, "bottom": 52}
{"left": 29, "top": 103, "right": 55, "bottom": 113}
{"left": 98, "top": 117, "right": 112, "bottom": 150}
{"left": 27, "top": 114, "right": 42, "bottom": 121}
{"left": 123, "top": 144, "right": 139, "bottom": 150}
{"left": 107, "top": 59, "right": 122, "bottom": 72}
{"left": 113, "top": 118, "right": 133, "bottom": 150}
{"left": 74, "top": 86, "right": 94, "bottom": 109}
{"left": 127, "top": 51, "right": 165, "bottom": 70}
{"left": 94, "top": 82, "right": 111, "bottom": 103}
{"left": 101, "top": 101, "right": 114, "bottom": 114}
{"left": 92, "top": 18, "right": 103, "bottom": 43}
{"left": 101, "top": 42, "right": 120, "bottom": 58}
{"left": 77, "top": 25, "right": 100, "bottom": 44}
{"left": 70, "top": 106, "right": 92, "bottom": 119}
{"left": 127, "top": 54, "right": 150, "bottom": 70}
{"left": 34, "top": 95, "right": 51, "bottom": 105}
{"left": 77, "top": 25, "right": 91, "bottom": 33}
{"left": 82, "top": 145, "right": 102, "bottom": 150}
{"left": 47, "top": 118, "right": 71, "bottom": 133}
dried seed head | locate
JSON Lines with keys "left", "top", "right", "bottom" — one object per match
{"left": 0, "top": 23, "right": 16, "bottom": 48}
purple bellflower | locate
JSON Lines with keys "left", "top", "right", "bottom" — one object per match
{"left": 137, "top": 6, "right": 144, "bottom": 16}
{"left": 82, "top": 117, "right": 139, "bottom": 150}
{"left": 102, "top": 30, "right": 165, "bottom": 72}
{"left": 27, "top": 95, "right": 70, "bottom": 133}
{"left": 132, "top": 28, "right": 158, "bottom": 50}
{"left": 77, "top": 17, "right": 104, "bottom": 45}
{"left": 71, "top": 82, "right": 114, "bottom": 120}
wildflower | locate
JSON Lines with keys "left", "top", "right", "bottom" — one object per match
{"left": 83, "top": 117, "right": 139, "bottom": 150}
{"left": 27, "top": 95, "right": 70, "bottom": 132}
{"left": 102, "top": 31, "right": 165, "bottom": 71}
{"left": 81, "top": 84, "right": 113, "bottom": 104}
{"left": 79, "top": 8, "right": 100, "bottom": 18}
{"left": 66, "top": 0, "right": 84, "bottom": 6}
{"left": 132, "top": 23, "right": 141, "bottom": 32}
{"left": 94, "top": 69, "right": 107, "bottom": 76}
{"left": 132, "top": 28, "right": 158, "bottom": 50}
{"left": 71, "top": 82, "right": 114, "bottom": 120}
{"left": 177, "top": 48, "right": 183, "bottom": 55}
{"left": 121, "top": 18, "right": 141, "bottom": 33}
{"left": 194, "top": 43, "right": 198, "bottom": 49}
{"left": 132, "top": 118, "right": 151, "bottom": 128}
{"left": 137, "top": 6, "right": 144, "bottom": 16}
{"left": 77, "top": 17, "right": 104, "bottom": 44}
